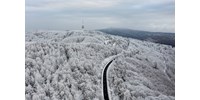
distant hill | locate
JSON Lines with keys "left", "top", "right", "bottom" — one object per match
{"left": 25, "top": 30, "right": 174, "bottom": 100}
{"left": 98, "top": 28, "right": 175, "bottom": 47}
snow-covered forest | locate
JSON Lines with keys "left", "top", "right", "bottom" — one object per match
{"left": 25, "top": 30, "right": 175, "bottom": 100}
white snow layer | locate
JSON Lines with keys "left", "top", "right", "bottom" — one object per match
{"left": 25, "top": 30, "right": 175, "bottom": 100}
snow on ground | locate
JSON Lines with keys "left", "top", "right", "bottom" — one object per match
{"left": 25, "top": 30, "right": 175, "bottom": 100}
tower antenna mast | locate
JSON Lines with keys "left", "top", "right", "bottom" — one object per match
{"left": 82, "top": 18, "right": 84, "bottom": 30}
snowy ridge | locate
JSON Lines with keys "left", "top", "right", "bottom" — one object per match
{"left": 25, "top": 30, "right": 175, "bottom": 100}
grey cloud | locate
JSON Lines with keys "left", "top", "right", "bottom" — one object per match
{"left": 26, "top": 0, "right": 175, "bottom": 32}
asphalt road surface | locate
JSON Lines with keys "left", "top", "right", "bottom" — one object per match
{"left": 103, "top": 59, "right": 115, "bottom": 100}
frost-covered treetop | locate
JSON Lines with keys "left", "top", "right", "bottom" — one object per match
{"left": 25, "top": 30, "right": 174, "bottom": 100}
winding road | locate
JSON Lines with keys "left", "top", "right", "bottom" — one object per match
{"left": 101, "top": 52, "right": 122, "bottom": 100}
{"left": 102, "top": 59, "right": 115, "bottom": 100}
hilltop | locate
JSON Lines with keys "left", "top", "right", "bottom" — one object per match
{"left": 25, "top": 30, "right": 175, "bottom": 100}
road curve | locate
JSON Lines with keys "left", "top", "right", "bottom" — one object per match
{"left": 102, "top": 59, "right": 115, "bottom": 100}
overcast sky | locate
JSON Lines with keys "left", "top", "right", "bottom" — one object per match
{"left": 25, "top": 0, "right": 175, "bottom": 32}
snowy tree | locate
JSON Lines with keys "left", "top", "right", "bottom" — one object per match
{"left": 25, "top": 30, "right": 175, "bottom": 100}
